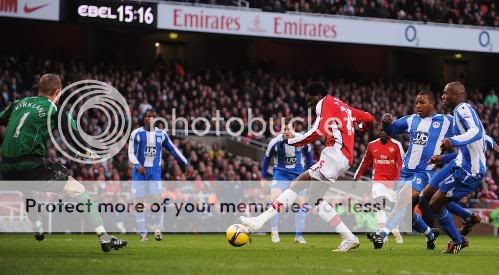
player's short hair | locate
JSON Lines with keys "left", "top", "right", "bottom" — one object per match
{"left": 448, "top": 81, "right": 466, "bottom": 95}
{"left": 145, "top": 108, "right": 157, "bottom": 116}
{"left": 38, "top": 74, "right": 62, "bottom": 96}
{"left": 305, "top": 82, "right": 326, "bottom": 96}
{"left": 417, "top": 91, "right": 435, "bottom": 103}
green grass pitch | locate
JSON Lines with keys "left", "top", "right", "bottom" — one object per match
{"left": 0, "top": 234, "right": 498, "bottom": 274}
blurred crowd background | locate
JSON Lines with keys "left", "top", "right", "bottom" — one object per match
{"left": 0, "top": 55, "right": 497, "bottom": 209}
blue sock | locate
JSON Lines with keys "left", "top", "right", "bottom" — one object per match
{"left": 446, "top": 201, "right": 471, "bottom": 220}
{"left": 413, "top": 213, "right": 433, "bottom": 239}
{"left": 294, "top": 207, "right": 307, "bottom": 237}
{"left": 271, "top": 214, "right": 278, "bottom": 232}
{"left": 135, "top": 212, "right": 147, "bottom": 235}
{"left": 436, "top": 209, "right": 463, "bottom": 243}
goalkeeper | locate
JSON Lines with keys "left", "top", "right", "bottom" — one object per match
{"left": 0, "top": 74, "right": 127, "bottom": 253}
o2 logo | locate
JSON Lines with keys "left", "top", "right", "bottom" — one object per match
{"left": 405, "top": 25, "right": 419, "bottom": 46}
{"left": 144, "top": 146, "right": 157, "bottom": 157}
{"left": 479, "top": 31, "right": 493, "bottom": 51}
{"left": 413, "top": 131, "right": 429, "bottom": 145}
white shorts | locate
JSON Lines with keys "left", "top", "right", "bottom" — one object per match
{"left": 372, "top": 182, "right": 397, "bottom": 203}
{"left": 308, "top": 146, "right": 350, "bottom": 183}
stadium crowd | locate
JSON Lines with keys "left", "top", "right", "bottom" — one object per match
{"left": 0, "top": 55, "right": 497, "bottom": 207}
{"left": 180, "top": 0, "right": 499, "bottom": 27}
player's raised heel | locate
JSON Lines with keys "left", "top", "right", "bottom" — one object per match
{"left": 459, "top": 213, "right": 481, "bottom": 236}
{"left": 101, "top": 235, "right": 128, "bottom": 253}
{"left": 240, "top": 216, "right": 262, "bottom": 231}
{"left": 426, "top": 228, "right": 440, "bottom": 250}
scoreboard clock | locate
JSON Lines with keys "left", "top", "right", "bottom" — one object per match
{"left": 76, "top": 0, "right": 157, "bottom": 28}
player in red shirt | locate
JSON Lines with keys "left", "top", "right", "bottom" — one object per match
{"left": 354, "top": 127, "right": 405, "bottom": 243}
{"left": 241, "top": 83, "right": 374, "bottom": 252}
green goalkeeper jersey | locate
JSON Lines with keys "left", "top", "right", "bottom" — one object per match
{"left": 0, "top": 96, "right": 63, "bottom": 158}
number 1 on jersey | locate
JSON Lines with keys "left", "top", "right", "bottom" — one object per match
{"left": 13, "top": 112, "right": 30, "bottom": 138}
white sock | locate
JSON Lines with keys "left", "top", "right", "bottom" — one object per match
{"left": 317, "top": 201, "right": 356, "bottom": 241}
{"left": 377, "top": 210, "right": 387, "bottom": 228}
{"left": 95, "top": 225, "right": 107, "bottom": 235}
{"left": 257, "top": 189, "right": 297, "bottom": 224}
{"left": 277, "top": 189, "right": 298, "bottom": 208}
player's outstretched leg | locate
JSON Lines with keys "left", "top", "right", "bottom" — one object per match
{"left": 63, "top": 177, "right": 128, "bottom": 253}
{"left": 371, "top": 185, "right": 412, "bottom": 249}
{"left": 240, "top": 171, "right": 311, "bottom": 231}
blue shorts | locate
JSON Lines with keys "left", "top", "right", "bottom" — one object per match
{"left": 131, "top": 165, "right": 162, "bottom": 198}
{"left": 396, "top": 170, "right": 433, "bottom": 193}
{"left": 270, "top": 170, "right": 307, "bottom": 197}
{"left": 430, "top": 161, "right": 482, "bottom": 200}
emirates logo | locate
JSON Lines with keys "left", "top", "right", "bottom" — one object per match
{"left": 248, "top": 16, "right": 266, "bottom": 33}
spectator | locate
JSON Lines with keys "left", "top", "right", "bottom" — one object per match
{"left": 484, "top": 90, "right": 498, "bottom": 106}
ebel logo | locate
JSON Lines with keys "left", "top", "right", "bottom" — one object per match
{"left": 144, "top": 146, "right": 157, "bottom": 157}
{"left": 285, "top": 157, "right": 296, "bottom": 165}
{"left": 413, "top": 131, "right": 429, "bottom": 145}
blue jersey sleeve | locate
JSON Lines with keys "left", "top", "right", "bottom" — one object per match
{"left": 383, "top": 114, "right": 412, "bottom": 137}
{"left": 304, "top": 144, "right": 313, "bottom": 169}
{"left": 128, "top": 129, "right": 141, "bottom": 166}
{"left": 441, "top": 153, "right": 458, "bottom": 164}
{"left": 261, "top": 135, "right": 281, "bottom": 178}
{"left": 485, "top": 134, "right": 497, "bottom": 150}
{"left": 162, "top": 131, "right": 189, "bottom": 167}
{"left": 450, "top": 104, "right": 484, "bottom": 147}
{"left": 444, "top": 115, "right": 454, "bottom": 138}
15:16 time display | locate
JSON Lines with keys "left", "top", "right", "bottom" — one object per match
{"left": 117, "top": 5, "right": 154, "bottom": 24}
{"left": 77, "top": 3, "right": 156, "bottom": 26}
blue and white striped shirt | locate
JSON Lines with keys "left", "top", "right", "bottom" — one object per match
{"left": 383, "top": 113, "right": 453, "bottom": 172}
{"left": 128, "top": 127, "right": 188, "bottom": 168}
{"left": 449, "top": 103, "right": 486, "bottom": 176}
{"left": 261, "top": 133, "right": 313, "bottom": 178}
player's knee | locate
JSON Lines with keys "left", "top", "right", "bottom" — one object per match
{"left": 63, "top": 177, "right": 86, "bottom": 197}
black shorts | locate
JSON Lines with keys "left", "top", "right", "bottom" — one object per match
{"left": 0, "top": 156, "right": 69, "bottom": 193}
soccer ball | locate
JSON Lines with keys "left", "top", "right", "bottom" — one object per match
{"left": 226, "top": 224, "right": 251, "bottom": 247}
